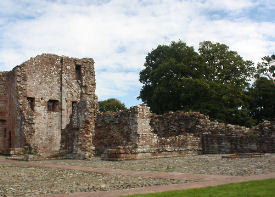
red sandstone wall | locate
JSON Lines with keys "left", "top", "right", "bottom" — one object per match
{"left": 202, "top": 120, "right": 275, "bottom": 154}
{"left": 59, "top": 56, "right": 97, "bottom": 159}
{"left": 95, "top": 106, "right": 204, "bottom": 160}
{"left": 7, "top": 70, "right": 23, "bottom": 150}
{"left": 95, "top": 106, "right": 275, "bottom": 160}
{"left": 94, "top": 108, "right": 141, "bottom": 157}
{"left": 0, "top": 69, "right": 25, "bottom": 154}
{"left": 0, "top": 54, "right": 97, "bottom": 157}
{"left": 16, "top": 54, "right": 63, "bottom": 154}
{"left": 17, "top": 54, "right": 96, "bottom": 156}
{"left": 0, "top": 72, "right": 9, "bottom": 153}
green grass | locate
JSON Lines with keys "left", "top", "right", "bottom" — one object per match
{"left": 123, "top": 179, "right": 275, "bottom": 197}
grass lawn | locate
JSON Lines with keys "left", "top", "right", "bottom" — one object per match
{"left": 123, "top": 179, "right": 275, "bottom": 197}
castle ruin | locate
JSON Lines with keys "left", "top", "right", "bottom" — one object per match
{"left": 0, "top": 54, "right": 97, "bottom": 158}
{"left": 0, "top": 54, "right": 274, "bottom": 160}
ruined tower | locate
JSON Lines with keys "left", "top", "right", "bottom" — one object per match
{"left": 0, "top": 54, "right": 97, "bottom": 158}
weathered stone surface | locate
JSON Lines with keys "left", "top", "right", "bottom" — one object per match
{"left": 95, "top": 106, "right": 203, "bottom": 160}
{"left": 95, "top": 105, "right": 275, "bottom": 160}
{"left": 1, "top": 53, "right": 274, "bottom": 160}
{"left": 202, "top": 120, "right": 275, "bottom": 154}
{"left": 0, "top": 54, "right": 97, "bottom": 158}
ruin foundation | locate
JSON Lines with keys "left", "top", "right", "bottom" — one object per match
{"left": 95, "top": 105, "right": 275, "bottom": 160}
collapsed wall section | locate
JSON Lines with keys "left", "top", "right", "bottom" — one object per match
{"left": 94, "top": 105, "right": 205, "bottom": 160}
{"left": 95, "top": 105, "right": 275, "bottom": 160}
{"left": 202, "top": 120, "right": 275, "bottom": 154}
{"left": 94, "top": 106, "right": 148, "bottom": 160}
{"left": 150, "top": 112, "right": 208, "bottom": 156}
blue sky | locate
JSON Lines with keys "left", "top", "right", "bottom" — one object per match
{"left": 0, "top": 0, "right": 274, "bottom": 107}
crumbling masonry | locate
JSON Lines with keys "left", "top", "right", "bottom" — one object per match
{"left": 95, "top": 105, "right": 275, "bottom": 160}
{"left": 0, "top": 54, "right": 274, "bottom": 160}
{"left": 0, "top": 54, "right": 97, "bottom": 158}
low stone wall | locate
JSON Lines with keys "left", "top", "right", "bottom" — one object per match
{"left": 95, "top": 105, "right": 275, "bottom": 160}
{"left": 94, "top": 105, "right": 153, "bottom": 160}
{"left": 94, "top": 106, "right": 204, "bottom": 160}
{"left": 202, "top": 120, "right": 275, "bottom": 154}
{"left": 202, "top": 135, "right": 275, "bottom": 154}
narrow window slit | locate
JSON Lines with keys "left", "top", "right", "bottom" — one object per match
{"left": 75, "top": 64, "right": 81, "bottom": 80}
{"left": 27, "top": 97, "right": 35, "bottom": 111}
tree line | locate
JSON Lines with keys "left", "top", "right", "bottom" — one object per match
{"left": 138, "top": 41, "right": 275, "bottom": 127}
{"left": 98, "top": 41, "right": 274, "bottom": 127}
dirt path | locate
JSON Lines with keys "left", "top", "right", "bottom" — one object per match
{"left": 0, "top": 157, "right": 274, "bottom": 197}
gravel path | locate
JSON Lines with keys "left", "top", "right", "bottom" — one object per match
{"left": 35, "top": 154, "right": 275, "bottom": 176}
{"left": 0, "top": 163, "right": 186, "bottom": 196}
{"left": 0, "top": 154, "right": 274, "bottom": 196}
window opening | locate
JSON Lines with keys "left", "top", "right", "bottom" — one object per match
{"left": 4, "top": 128, "right": 6, "bottom": 138}
{"left": 72, "top": 101, "right": 77, "bottom": 112}
{"left": 75, "top": 64, "right": 81, "bottom": 80}
{"left": 0, "top": 119, "right": 6, "bottom": 125}
{"left": 48, "top": 100, "right": 59, "bottom": 112}
{"left": 27, "top": 97, "right": 35, "bottom": 111}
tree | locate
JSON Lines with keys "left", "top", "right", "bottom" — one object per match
{"left": 139, "top": 41, "right": 204, "bottom": 114}
{"left": 246, "top": 55, "right": 275, "bottom": 124}
{"left": 98, "top": 98, "right": 127, "bottom": 112}
{"left": 198, "top": 41, "right": 255, "bottom": 85}
{"left": 198, "top": 41, "right": 255, "bottom": 126}
{"left": 255, "top": 55, "right": 275, "bottom": 81}
{"left": 139, "top": 41, "right": 256, "bottom": 126}
{"left": 248, "top": 77, "right": 275, "bottom": 124}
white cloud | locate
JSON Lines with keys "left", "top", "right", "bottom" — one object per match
{"left": 203, "top": 0, "right": 256, "bottom": 11}
{"left": 96, "top": 71, "right": 141, "bottom": 98}
{"left": 0, "top": 0, "right": 274, "bottom": 106}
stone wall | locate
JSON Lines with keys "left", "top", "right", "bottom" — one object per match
{"left": 95, "top": 105, "right": 205, "bottom": 160}
{"left": 149, "top": 112, "right": 207, "bottom": 156}
{"left": 202, "top": 120, "right": 275, "bottom": 154}
{"left": 95, "top": 106, "right": 275, "bottom": 160}
{"left": 0, "top": 54, "right": 97, "bottom": 158}
{"left": 94, "top": 105, "right": 152, "bottom": 160}
{"left": 0, "top": 72, "right": 10, "bottom": 153}
{"left": 59, "top": 56, "right": 98, "bottom": 159}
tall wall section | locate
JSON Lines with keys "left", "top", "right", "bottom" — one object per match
{"left": 60, "top": 55, "right": 98, "bottom": 159}
{"left": 17, "top": 54, "right": 97, "bottom": 156}
{"left": 0, "top": 54, "right": 97, "bottom": 157}
{"left": 0, "top": 72, "right": 10, "bottom": 153}
{"left": 0, "top": 70, "right": 20, "bottom": 154}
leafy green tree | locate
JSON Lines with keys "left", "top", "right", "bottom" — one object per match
{"left": 139, "top": 41, "right": 204, "bottom": 114}
{"left": 255, "top": 55, "right": 275, "bottom": 81}
{"left": 198, "top": 41, "right": 255, "bottom": 126}
{"left": 247, "top": 55, "right": 275, "bottom": 124}
{"left": 139, "top": 41, "right": 256, "bottom": 126}
{"left": 98, "top": 98, "right": 127, "bottom": 112}
{"left": 199, "top": 41, "right": 255, "bottom": 85}
{"left": 248, "top": 77, "right": 275, "bottom": 123}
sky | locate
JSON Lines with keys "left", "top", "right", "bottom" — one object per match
{"left": 0, "top": 0, "right": 274, "bottom": 107}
